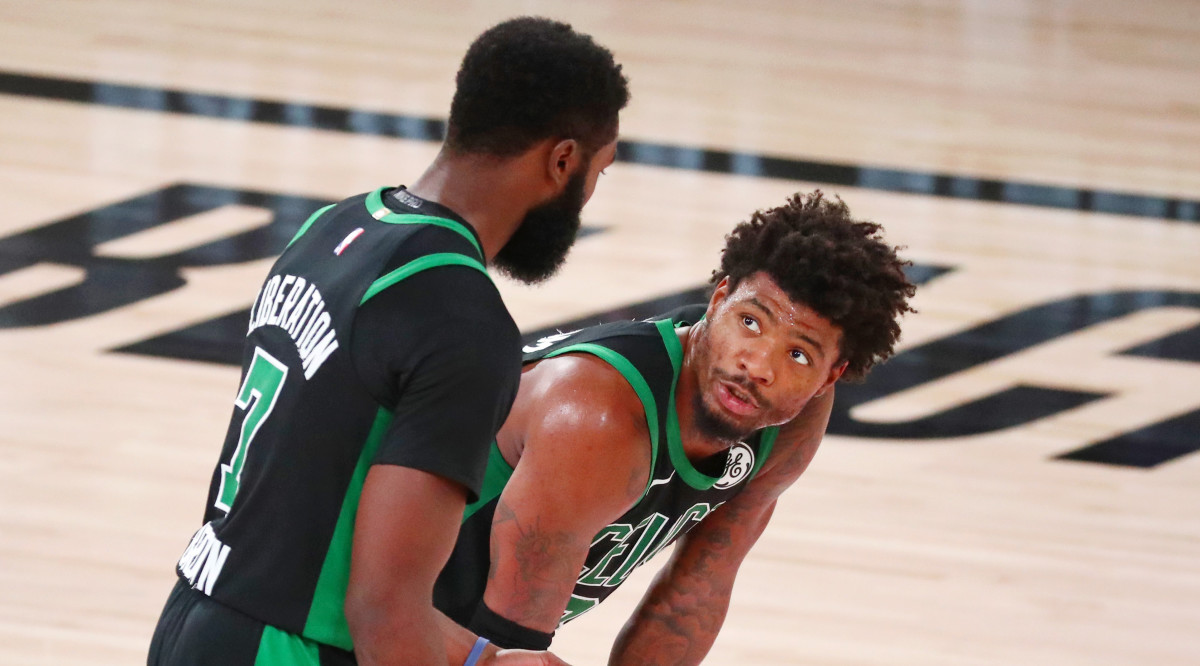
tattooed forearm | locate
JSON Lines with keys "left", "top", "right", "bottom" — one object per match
{"left": 611, "top": 567, "right": 734, "bottom": 665}
{"left": 610, "top": 530, "right": 738, "bottom": 665}
{"left": 688, "top": 525, "right": 732, "bottom": 578}
{"left": 610, "top": 487, "right": 780, "bottom": 666}
{"left": 488, "top": 497, "right": 583, "bottom": 627}
{"left": 611, "top": 396, "right": 826, "bottom": 664}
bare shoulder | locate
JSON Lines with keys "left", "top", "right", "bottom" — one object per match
{"left": 523, "top": 352, "right": 650, "bottom": 432}
{"left": 505, "top": 352, "right": 654, "bottom": 506}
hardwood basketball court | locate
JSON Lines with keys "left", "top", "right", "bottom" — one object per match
{"left": 1, "top": 1, "right": 1198, "bottom": 664}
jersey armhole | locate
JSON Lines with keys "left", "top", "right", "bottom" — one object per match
{"left": 462, "top": 441, "right": 514, "bottom": 522}
{"left": 542, "top": 343, "right": 661, "bottom": 500}
{"left": 359, "top": 253, "right": 489, "bottom": 305}
{"left": 348, "top": 251, "right": 493, "bottom": 413}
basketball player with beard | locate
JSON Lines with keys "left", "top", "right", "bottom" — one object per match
{"left": 433, "top": 192, "right": 916, "bottom": 664}
{"left": 148, "top": 17, "right": 628, "bottom": 666}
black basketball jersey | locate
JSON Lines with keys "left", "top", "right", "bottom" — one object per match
{"left": 433, "top": 307, "right": 779, "bottom": 630}
{"left": 174, "top": 187, "right": 519, "bottom": 652}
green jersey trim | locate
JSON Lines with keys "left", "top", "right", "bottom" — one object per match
{"left": 254, "top": 625, "right": 321, "bottom": 666}
{"left": 287, "top": 204, "right": 336, "bottom": 248}
{"left": 654, "top": 319, "right": 721, "bottom": 490}
{"left": 463, "top": 441, "right": 514, "bottom": 523}
{"left": 365, "top": 186, "right": 484, "bottom": 259}
{"left": 301, "top": 407, "right": 393, "bottom": 650}
{"left": 544, "top": 342, "right": 662, "bottom": 498}
{"left": 360, "top": 253, "right": 489, "bottom": 305}
{"left": 748, "top": 426, "right": 779, "bottom": 479}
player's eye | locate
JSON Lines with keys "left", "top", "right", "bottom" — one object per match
{"left": 791, "top": 349, "right": 811, "bottom": 366}
{"left": 742, "top": 315, "right": 760, "bottom": 333}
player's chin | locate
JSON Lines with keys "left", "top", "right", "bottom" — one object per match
{"left": 713, "top": 394, "right": 792, "bottom": 434}
{"left": 697, "top": 392, "right": 758, "bottom": 442}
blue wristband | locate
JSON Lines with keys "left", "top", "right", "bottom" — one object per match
{"left": 464, "top": 636, "right": 491, "bottom": 666}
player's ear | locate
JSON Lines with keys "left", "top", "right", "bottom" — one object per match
{"left": 707, "top": 277, "right": 731, "bottom": 319}
{"left": 547, "top": 138, "right": 582, "bottom": 188}
{"left": 815, "top": 361, "right": 847, "bottom": 397}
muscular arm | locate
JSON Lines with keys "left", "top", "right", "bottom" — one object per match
{"left": 349, "top": 469, "right": 570, "bottom": 666}
{"left": 344, "top": 267, "right": 562, "bottom": 664}
{"left": 609, "top": 389, "right": 835, "bottom": 666}
{"left": 482, "top": 354, "right": 653, "bottom": 638}
{"left": 347, "top": 466, "right": 470, "bottom": 665}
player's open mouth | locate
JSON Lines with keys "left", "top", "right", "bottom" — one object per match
{"left": 716, "top": 380, "right": 758, "bottom": 416}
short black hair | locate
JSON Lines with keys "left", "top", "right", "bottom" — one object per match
{"left": 446, "top": 16, "right": 630, "bottom": 157}
{"left": 712, "top": 191, "right": 917, "bottom": 381}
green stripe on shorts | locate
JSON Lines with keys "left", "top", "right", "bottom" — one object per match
{"left": 255, "top": 625, "right": 321, "bottom": 666}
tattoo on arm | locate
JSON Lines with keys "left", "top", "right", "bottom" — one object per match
{"left": 615, "top": 395, "right": 831, "bottom": 664}
{"left": 488, "top": 497, "right": 582, "bottom": 627}
{"left": 611, "top": 520, "right": 744, "bottom": 665}
{"left": 611, "top": 483, "right": 780, "bottom": 666}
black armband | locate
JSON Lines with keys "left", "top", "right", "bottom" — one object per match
{"left": 467, "top": 601, "right": 555, "bottom": 651}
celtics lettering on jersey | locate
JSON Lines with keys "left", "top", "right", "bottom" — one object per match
{"left": 561, "top": 442, "right": 756, "bottom": 624}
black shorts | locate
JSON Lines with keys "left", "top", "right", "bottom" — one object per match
{"left": 148, "top": 578, "right": 356, "bottom": 666}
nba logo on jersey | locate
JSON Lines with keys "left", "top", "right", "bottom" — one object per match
{"left": 713, "top": 443, "right": 754, "bottom": 489}
{"left": 334, "top": 228, "right": 365, "bottom": 255}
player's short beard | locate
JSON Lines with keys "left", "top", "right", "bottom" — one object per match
{"left": 692, "top": 389, "right": 753, "bottom": 444}
{"left": 492, "top": 166, "right": 587, "bottom": 284}
{"left": 690, "top": 329, "right": 758, "bottom": 443}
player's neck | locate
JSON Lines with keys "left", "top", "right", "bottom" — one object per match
{"left": 406, "top": 149, "right": 541, "bottom": 262}
{"left": 676, "top": 324, "right": 736, "bottom": 460}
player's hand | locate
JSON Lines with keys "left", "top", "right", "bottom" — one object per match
{"left": 485, "top": 648, "right": 572, "bottom": 666}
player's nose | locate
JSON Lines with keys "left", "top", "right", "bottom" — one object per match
{"left": 736, "top": 340, "right": 775, "bottom": 386}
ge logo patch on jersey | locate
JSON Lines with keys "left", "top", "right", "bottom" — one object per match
{"left": 713, "top": 443, "right": 755, "bottom": 489}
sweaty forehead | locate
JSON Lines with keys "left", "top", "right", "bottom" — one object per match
{"left": 726, "top": 273, "right": 843, "bottom": 343}
{"left": 727, "top": 273, "right": 803, "bottom": 317}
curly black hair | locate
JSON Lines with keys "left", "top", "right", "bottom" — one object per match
{"left": 712, "top": 191, "right": 916, "bottom": 381}
{"left": 446, "top": 17, "right": 630, "bottom": 157}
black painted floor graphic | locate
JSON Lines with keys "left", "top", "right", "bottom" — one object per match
{"left": 0, "top": 184, "right": 335, "bottom": 328}
{"left": 826, "top": 291, "right": 1200, "bottom": 467}
{"left": 0, "top": 82, "right": 1197, "bottom": 468}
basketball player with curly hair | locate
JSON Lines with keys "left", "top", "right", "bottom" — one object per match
{"left": 434, "top": 191, "right": 917, "bottom": 664}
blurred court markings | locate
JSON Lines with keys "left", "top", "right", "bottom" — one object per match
{"left": 0, "top": 184, "right": 333, "bottom": 329}
{"left": 0, "top": 263, "right": 86, "bottom": 305}
{"left": 0, "top": 70, "right": 1196, "bottom": 223}
{"left": 95, "top": 205, "right": 273, "bottom": 259}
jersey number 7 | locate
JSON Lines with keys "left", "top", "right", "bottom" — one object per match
{"left": 214, "top": 347, "right": 289, "bottom": 512}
